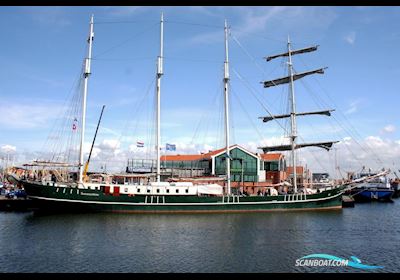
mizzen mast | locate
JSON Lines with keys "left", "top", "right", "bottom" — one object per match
{"left": 78, "top": 14, "right": 94, "bottom": 184}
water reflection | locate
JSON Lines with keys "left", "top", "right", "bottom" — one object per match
{"left": 0, "top": 203, "right": 398, "bottom": 272}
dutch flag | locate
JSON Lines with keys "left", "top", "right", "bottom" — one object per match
{"left": 137, "top": 141, "right": 144, "bottom": 148}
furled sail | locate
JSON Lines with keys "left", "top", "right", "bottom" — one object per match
{"left": 259, "top": 109, "right": 335, "bottom": 123}
{"left": 265, "top": 45, "right": 319, "bottom": 62}
{"left": 259, "top": 141, "right": 339, "bottom": 153}
{"left": 263, "top": 68, "right": 327, "bottom": 88}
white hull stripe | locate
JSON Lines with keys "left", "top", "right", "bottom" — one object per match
{"left": 28, "top": 192, "right": 342, "bottom": 206}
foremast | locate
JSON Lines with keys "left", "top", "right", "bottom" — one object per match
{"left": 223, "top": 20, "right": 231, "bottom": 195}
{"left": 78, "top": 14, "right": 94, "bottom": 184}
{"left": 259, "top": 37, "right": 338, "bottom": 193}
{"left": 156, "top": 13, "right": 164, "bottom": 183}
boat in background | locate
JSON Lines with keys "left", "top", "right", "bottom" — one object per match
{"left": 390, "top": 171, "right": 400, "bottom": 198}
{"left": 347, "top": 170, "right": 394, "bottom": 202}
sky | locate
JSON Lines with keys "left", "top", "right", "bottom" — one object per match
{"left": 1, "top": 6, "right": 400, "bottom": 177}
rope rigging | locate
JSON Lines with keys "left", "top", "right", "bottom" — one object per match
{"left": 294, "top": 55, "right": 385, "bottom": 167}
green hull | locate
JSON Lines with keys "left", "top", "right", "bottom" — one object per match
{"left": 22, "top": 181, "right": 343, "bottom": 213}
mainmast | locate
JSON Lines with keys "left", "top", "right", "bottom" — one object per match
{"left": 223, "top": 20, "right": 231, "bottom": 195}
{"left": 259, "top": 38, "right": 338, "bottom": 193}
{"left": 156, "top": 12, "right": 164, "bottom": 183}
{"left": 78, "top": 14, "right": 94, "bottom": 184}
{"left": 287, "top": 36, "right": 298, "bottom": 193}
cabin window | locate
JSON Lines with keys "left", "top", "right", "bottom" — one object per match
{"left": 88, "top": 186, "right": 91, "bottom": 190}
{"left": 176, "top": 189, "right": 179, "bottom": 194}
{"left": 137, "top": 188, "right": 140, "bottom": 193}
{"left": 185, "top": 189, "right": 189, "bottom": 193}
{"left": 124, "top": 188, "right": 128, "bottom": 192}
{"left": 157, "top": 189, "right": 160, "bottom": 193}
{"left": 166, "top": 189, "right": 170, "bottom": 193}
{"left": 147, "top": 189, "right": 151, "bottom": 193}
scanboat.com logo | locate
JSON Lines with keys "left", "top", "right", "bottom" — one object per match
{"left": 295, "top": 254, "right": 384, "bottom": 270}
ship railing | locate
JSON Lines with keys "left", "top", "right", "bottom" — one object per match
{"left": 144, "top": 195, "right": 166, "bottom": 204}
{"left": 222, "top": 195, "right": 240, "bottom": 203}
{"left": 284, "top": 193, "right": 307, "bottom": 201}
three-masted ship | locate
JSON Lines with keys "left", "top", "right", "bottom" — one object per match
{"left": 18, "top": 14, "right": 344, "bottom": 213}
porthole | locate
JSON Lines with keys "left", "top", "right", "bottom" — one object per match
{"left": 176, "top": 189, "right": 179, "bottom": 194}
{"left": 157, "top": 189, "right": 160, "bottom": 193}
{"left": 166, "top": 189, "right": 170, "bottom": 193}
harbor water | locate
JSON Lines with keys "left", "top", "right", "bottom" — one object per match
{"left": 1, "top": 202, "right": 400, "bottom": 273}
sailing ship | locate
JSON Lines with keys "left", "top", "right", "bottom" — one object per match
{"left": 16, "top": 14, "right": 347, "bottom": 213}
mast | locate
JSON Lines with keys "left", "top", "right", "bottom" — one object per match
{"left": 260, "top": 38, "right": 338, "bottom": 194}
{"left": 78, "top": 14, "right": 94, "bottom": 184}
{"left": 223, "top": 19, "right": 231, "bottom": 195}
{"left": 156, "top": 12, "right": 164, "bottom": 183}
{"left": 287, "top": 36, "right": 298, "bottom": 193}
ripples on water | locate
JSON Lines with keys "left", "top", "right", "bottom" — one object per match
{"left": 1, "top": 202, "right": 400, "bottom": 273}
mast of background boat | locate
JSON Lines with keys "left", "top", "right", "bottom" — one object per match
{"left": 287, "top": 36, "right": 298, "bottom": 193}
{"left": 156, "top": 12, "right": 164, "bottom": 183}
{"left": 78, "top": 14, "right": 94, "bottom": 184}
{"left": 223, "top": 19, "right": 231, "bottom": 195}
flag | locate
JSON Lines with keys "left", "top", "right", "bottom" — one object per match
{"left": 137, "top": 141, "right": 144, "bottom": 148}
{"left": 166, "top": 143, "right": 176, "bottom": 151}
{"left": 72, "top": 118, "right": 78, "bottom": 131}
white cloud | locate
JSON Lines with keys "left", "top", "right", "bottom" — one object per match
{"left": 0, "top": 100, "right": 65, "bottom": 129}
{"left": 1, "top": 145, "right": 16, "bottom": 154}
{"left": 102, "top": 6, "right": 145, "bottom": 17}
{"left": 344, "top": 99, "right": 362, "bottom": 115}
{"left": 22, "top": 7, "right": 72, "bottom": 27}
{"left": 382, "top": 124, "right": 396, "bottom": 133}
{"left": 344, "top": 31, "right": 356, "bottom": 45}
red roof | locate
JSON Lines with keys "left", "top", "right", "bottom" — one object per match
{"left": 160, "top": 145, "right": 239, "bottom": 162}
{"left": 287, "top": 166, "right": 304, "bottom": 174}
{"left": 161, "top": 154, "right": 207, "bottom": 161}
{"left": 260, "top": 153, "right": 282, "bottom": 161}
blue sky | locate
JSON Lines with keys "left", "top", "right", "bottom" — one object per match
{"left": 1, "top": 6, "right": 400, "bottom": 176}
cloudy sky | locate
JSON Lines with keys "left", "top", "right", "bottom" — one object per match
{"left": 1, "top": 6, "right": 399, "bottom": 177}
